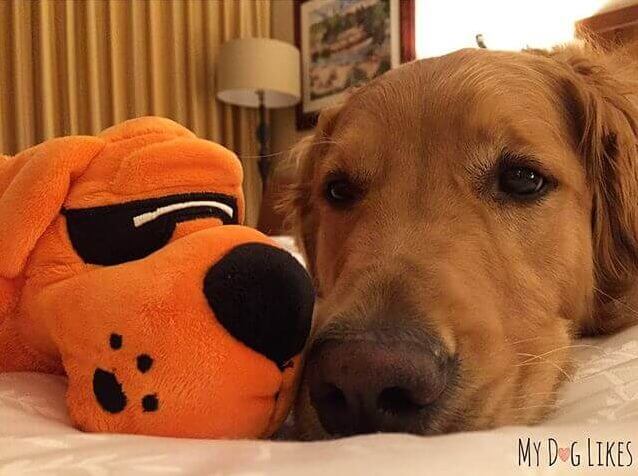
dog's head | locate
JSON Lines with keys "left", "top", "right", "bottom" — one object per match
{"left": 0, "top": 117, "right": 313, "bottom": 438}
{"left": 282, "top": 45, "right": 638, "bottom": 438}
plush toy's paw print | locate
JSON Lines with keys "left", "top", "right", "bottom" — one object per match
{"left": 142, "top": 394, "right": 159, "bottom": 412}
{"left": 92, "top": 333, "right": 159, "bottom": 414}
{"left": 93, "top": 368, "right": 127, "bottom": 413}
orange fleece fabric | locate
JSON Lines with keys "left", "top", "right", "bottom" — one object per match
{"left": 0, "top": 117, "right": 313, "bottom": 439}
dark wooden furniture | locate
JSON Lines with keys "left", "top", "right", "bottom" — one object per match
{"left": 257, "top": 174, "right": 295, "bottom": 235}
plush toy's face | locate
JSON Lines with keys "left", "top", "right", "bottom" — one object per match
{"left": 12, "top": 119, "right": 314, "bottom": 438}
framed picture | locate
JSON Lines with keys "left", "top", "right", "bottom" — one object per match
{"left": 294, "top": 0, "right": 415, "bottom": 130}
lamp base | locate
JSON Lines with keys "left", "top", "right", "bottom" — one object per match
{"left": 258, "top": 156, "right": 270, "bottom": 186}
{"left": 256, "top": 89, "right": 270, "bottom": 190}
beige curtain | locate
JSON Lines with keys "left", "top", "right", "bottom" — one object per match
{"left": 0, "top": 0, "right": 269, "bottom": 226}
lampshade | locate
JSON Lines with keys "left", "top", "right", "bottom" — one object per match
{"left": 216, "top": 38, "right": 301, "bottom": 109}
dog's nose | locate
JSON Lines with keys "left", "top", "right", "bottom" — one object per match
{"left": 203, "top": 243, "right": 314, "bottom": 369}
{"left": 308, "top": 338, "right": 453, "bottom": 436}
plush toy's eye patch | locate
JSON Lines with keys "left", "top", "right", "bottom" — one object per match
{"left": 63, "top": 192, "right": 238, "bottom": 266}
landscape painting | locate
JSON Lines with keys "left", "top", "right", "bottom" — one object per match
{"left": 296, "top": 0, "right": 402, "bottom": 128}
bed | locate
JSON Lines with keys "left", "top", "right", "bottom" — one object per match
{"left": 1, "top": 237, "right": 637, "bottom": 475}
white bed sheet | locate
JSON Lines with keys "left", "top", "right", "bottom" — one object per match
{"left": 1, "top": 236, "right": 637, "bottom": 475}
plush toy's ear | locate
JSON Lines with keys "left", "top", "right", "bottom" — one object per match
{"left": 0, "top": 137, "right": 105, "bottom": 279}
{"left": 536, "top": 45, "right": 638, "bottom": 333}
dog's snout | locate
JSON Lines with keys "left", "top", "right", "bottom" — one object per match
{"left": 203, "top": 243, "right": 314, "bottom": 369}
{"left": 308, "top": 338, "right": 453, "bottom": 436}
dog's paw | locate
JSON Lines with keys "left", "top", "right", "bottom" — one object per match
{"left": 92, "top": 333, "right": 158, "bottom": 414}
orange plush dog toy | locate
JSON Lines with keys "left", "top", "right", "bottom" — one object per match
{"left": 0, "top": 117, "right": 313, "bottom": 439}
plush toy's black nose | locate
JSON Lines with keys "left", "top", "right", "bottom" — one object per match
{"left": 203, "top": 243, "right": 314, "bottom": 369}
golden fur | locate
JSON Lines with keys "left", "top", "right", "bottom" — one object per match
{"left": 280, "top": 44, "right": 638, "bottom": 439}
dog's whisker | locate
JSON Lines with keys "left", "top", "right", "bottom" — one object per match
{"left": 593, "top": 286, "right": 638, "bottom": 321}
{"left": 478, "top": 337, "right": 549, "bottom": 361}
{"left": 518, "top": 344, "right": 605, "bottom": 364}
{"left": 510, "top": 403, "right": 560, "bottom": 413}
{"left": 509, "top": 401, "right": 562, "bottom": 424}
{"left": 512, "top": 391, "right": 563, "bottom": 397}
{"left": 238, "top": 138, "right": 344, "bottom": 162}
{"left": 515, "top": 362, "right": 574, "bottom": 381}
{"left": 238, "top": 150, "right": 287, "bottom": 161}
{"left": 510, "top": 400, "right": 560, "bottom": 409}
{"left": 514, "top": 353, "right": 574, "bottom": 381}
{"left": 481, "top": 341, "right": 602, "bottom": 365}
{"left": 503, "top": 336, "right": 545, "bottom": 346}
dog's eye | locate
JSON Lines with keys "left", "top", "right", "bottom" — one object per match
{"left": 498, "top": 166, "right": 547, "bottom": 199}
{"left": 324, "top": 178, "right": 358, "bottom": 206}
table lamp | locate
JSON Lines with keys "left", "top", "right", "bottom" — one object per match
{"left": 216, "top": 38, "right": 301, "bottom": 188}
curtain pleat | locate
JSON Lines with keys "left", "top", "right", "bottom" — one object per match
{"left": 0, "top": 1, "right": 14, "bottom": 153}
{"left": 108, "top": 0, "right": 130, "bottom": 125}
{"left": 0, "top": 0, "right": 270, "bottom": 227}
{"left": 11, "top": 1, "right": 35, "bottom": 150}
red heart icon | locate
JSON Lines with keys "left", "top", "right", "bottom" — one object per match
{"left": 559, "top": 447, "right": 570, "bottom": 462}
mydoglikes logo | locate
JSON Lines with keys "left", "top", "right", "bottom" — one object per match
{"left": 518, "top": 437, "right": 633, "bottom": 468}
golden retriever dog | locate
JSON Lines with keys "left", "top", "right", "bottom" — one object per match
{"left": 281, "top": 44, "right": 638, "bottom": 439}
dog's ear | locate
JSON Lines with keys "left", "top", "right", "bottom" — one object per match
{"left": 278, "top": 105, "right": 343, "bottom": 287}
{"left": 0, "top": 136, "right": 105, "bottom": 279}
{"left": 541, "top": 45, "right": 638, "bottom": 328}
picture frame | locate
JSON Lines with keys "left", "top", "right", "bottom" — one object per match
{"left": 294, "top": 0, "right": 415, "bottom": 130}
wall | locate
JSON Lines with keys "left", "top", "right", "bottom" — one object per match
{"left": 270, "top": 0, "right": 309, "bottom": 180}
{"left": 415, "top": 0, "right": 638, "bottom": 58}
{"left": 600, "top": 0, "right": 638, "bottom": 12}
